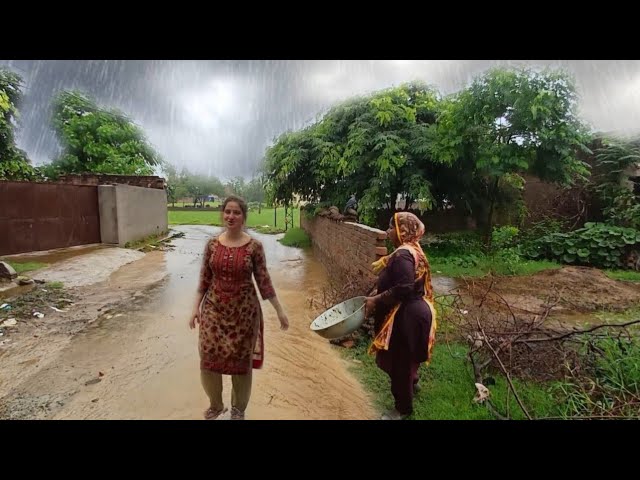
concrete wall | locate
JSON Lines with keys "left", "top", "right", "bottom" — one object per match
{"left": 98, "top": 184, "right": 168, "bottom": 246}
{"left": 98, "top": 185, "right": 118, "bottom": 244}
{"left": 301, "top": 213, "right": 387, "bottom": 287}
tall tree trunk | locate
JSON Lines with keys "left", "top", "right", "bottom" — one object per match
{"left": 485, "top": 177, "right": 501, "bottom": 248}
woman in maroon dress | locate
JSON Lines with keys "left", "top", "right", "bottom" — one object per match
{"left": 365, "top": 212, "right": 437, "bottom": 420}
{"left": 190, "top": 195, "right": 289, "bottom": 420}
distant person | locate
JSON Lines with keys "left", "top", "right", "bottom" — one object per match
{"left": 364, "top": 212, "right": 436, "bottom": 420}
{"left": 189, "top": 195, "right": 289, "bottom": 420}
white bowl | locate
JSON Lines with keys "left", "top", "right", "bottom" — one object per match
{"left": 310, "top": 296, "right": 367, "bottom": 339}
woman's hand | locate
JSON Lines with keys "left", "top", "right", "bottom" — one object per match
{"left": 189, "top": 305, "right": 200, "bottom": 329}
{"left": 268, "top": 296, "right": 289, "bottom": 331}
{"left": 278, "top": 310, "right": 289, "bottom": 331}
{"left": 364, "top": 296, "right": 377, "bottom": 318}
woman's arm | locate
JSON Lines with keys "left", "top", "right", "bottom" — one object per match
{"left": 253, "top": 241, "right": 289, "bottom": 331}
{"left": 268, "top": 296, "right": 289, "bottom": 330}
{"left": 365, "top": 250, "right": 416, "bottom": 317}
{"left": 190, "top": 240, "right": 213, "bottom": 329}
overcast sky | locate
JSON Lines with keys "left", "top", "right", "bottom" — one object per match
{"left": 1, "top": 60, "right": 639, "bottom": 181}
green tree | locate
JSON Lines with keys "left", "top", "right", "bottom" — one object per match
{"left": 178, "top": 171, "right": 224, "bottom": 207}
{"left": 429, "top": 68, "right": 592, "bottom": 243}
{"left": 226, "top": 176, "right": 246, "bottom": 197}
{"left": 44, "top": 91, "right": 161, "bottom": 178}
{"left": 0, "top": 68, "right": 36, "bottom": 180}
{"left": 265, "top": 82, "right": 442, "bottom": 223}
{"left": 592, "top": 136, "right": 640, "bottom": 228}
{"left": 244, "top": 176, "right": 266, "bottom": 203}
{"left": 162, "top": 162, "right": 188, "bottom": 206}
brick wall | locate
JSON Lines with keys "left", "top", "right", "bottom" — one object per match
{"left": 57, "top": 174, "right": 166, "bottom": 190}
{"left": 301, "top": 214, "right": 388, "bottom": 287}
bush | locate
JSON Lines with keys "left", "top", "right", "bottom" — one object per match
{"left": 279, "top": 228, "right": 311, "bottom": 248}
{"left": 523, "top": 222, "right": 640, "bottom": 269}
{"left": 491, "top": 225, "right": 519, "bottom": 250}
{"left": 555, "top": 336, "right": 640, "bottom": 418}
{"left": 422, "top": 231, "right": 484, "bottom": 257}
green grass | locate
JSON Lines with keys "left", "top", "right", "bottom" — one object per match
{"left": 593, "top": 306, "right": 640, "bottom": 325}
{"left": 168, "top": 207, "right": 300, "bottom": 229}
{"left": 553, "top": 336, "right": 640, "bottom": 419}
{"left": 3, "top": 261, "right": 48, "bottom": 274}
{"left": 253, "top": 226, "right": 285, "bottom": 235}
{"left": 605, "top": 270, "right": 640, "bottom": 282}
{"left": 278, "top": 228, "right": 311, "bottom": 248}
{"left": 344, "top": 339, "right": 560, "bottom": 420}
{"left": 430, "top": 255, "right": 561, "bottom": 278}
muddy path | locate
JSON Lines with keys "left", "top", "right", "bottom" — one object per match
{"left": 0, "top": 226, "right": 376, "bottom": 420}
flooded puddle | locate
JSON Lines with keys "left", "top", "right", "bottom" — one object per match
{"left": 1, "top": 244, "right": 107, "bottom": 266}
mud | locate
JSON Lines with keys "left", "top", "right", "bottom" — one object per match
{"left": 7, "top": 228, "right": 631, "bottom": 419}
{"left": 28, "top": 248, "right": 146, "bottom": 288}
{"left": 0, "top": 226, "right": 376, "bottom": 420}
{"left": 2, "top": 244, "right": 106, "bottom": 265}
{"left": 471, "top": 266, "right": 640, "bottom": 315}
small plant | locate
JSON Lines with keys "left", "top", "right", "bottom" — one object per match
{"left": 555, "top": 336, "right": 640, "bottom": 419}
{"left": 492, "top": 248, "right": 522, "bottom": 275}
{"left": 278, "top": 228, "right": 311, "bottom": 248}
{"left": 2, "top": 261, "right": 48, "bottom": 274}
{"left": 491, "top": 225, "right": 519, "bottom": 250}
{"left": 423, "top": 231, "right": 484, "bottom": 257}
{"left": 523, "top": 222, "right": 640, "bottom": 269}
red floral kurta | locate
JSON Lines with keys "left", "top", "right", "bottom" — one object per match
{"left": 198, "top": 237, "right": 276, "bottom": 375}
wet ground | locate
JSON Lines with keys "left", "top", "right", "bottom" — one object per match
{"left": 454, "top": 266, "right": 640, "bottom": 326}
{"left": 0, "top": 226, "right": 376, "bottom": 420}
{"left": 4, "top": 226, "right": 634, "bottom": 420}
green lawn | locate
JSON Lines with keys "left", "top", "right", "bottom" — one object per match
{"left": 168, "top": 208, "right": 300, "bottom": 230}
{"left": 429, "top": 255, "right": 561, "bottom": 278}
{"left": 605, "top": 270, "right": 640, "bottom": 282}
{"left": 2, "top": 261, "right": 48, "bottom": 274}
{"left": 344, "top": 339, "right": 560, "bottom": 420}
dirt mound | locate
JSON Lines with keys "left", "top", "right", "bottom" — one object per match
{"left": 473, "top": 266, "right": 640, "bottom": 314}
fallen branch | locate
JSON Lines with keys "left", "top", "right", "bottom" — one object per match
{"left": 477, "top": 317, "right": 532, "bottom": 420}
{"left": 515, "top": 319, "right": 640, "bottom": 344}
{"left": 538, "top": 415, "right": 640, "bottom": 420}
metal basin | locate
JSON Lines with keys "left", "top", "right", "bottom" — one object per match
{"left": 310, "top": 296, "right": 366, "bottom": 339}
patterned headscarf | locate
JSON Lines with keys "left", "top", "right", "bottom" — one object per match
{"left": 372, "top": 212, "right": 433, "bottom": 303}
{"left": 394, "top": 211, "right": 425, "bottom": 245}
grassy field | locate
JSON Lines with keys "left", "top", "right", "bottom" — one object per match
{"left": 2, "top": 261, "right": 48, "bottom": 274}
{"left": 344, "top": 339, "right": 560, "bottom": 420}
{"left": 429, "top": 256, "right": 561, "bottom": 278}
{"left": 168, "top": 208, "right": 300, "bottom": 230}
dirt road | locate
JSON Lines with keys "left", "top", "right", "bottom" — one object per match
{"left": 0, "top": 226, "right": 376, "bottom": 420}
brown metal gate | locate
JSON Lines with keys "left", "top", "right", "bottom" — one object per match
{"left": 0, "top": 181, "right": 101, "bottom": 256}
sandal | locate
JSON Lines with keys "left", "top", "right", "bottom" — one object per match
{"left": 230, "top": 407, "right": 245, "bottom": 420}
{"left": 204, "top": 406, "right": 227, "bottom": 420}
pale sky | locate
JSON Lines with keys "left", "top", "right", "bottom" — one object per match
{"left": 2, "top": 60, "right": 639, "bottom": 180}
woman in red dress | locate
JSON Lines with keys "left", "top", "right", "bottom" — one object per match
{"left": 190, "top": 195, "right": 289, "bottom": 420}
